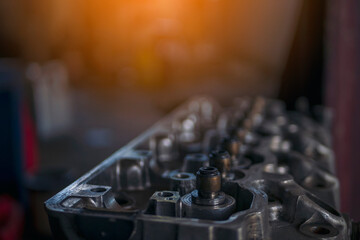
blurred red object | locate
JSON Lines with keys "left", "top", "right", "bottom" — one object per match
{"left": 22, "top": 103, "right": 38, "bottom": 176}
{"left": 326, "top": 0, "right": 360, "bottom": 220}
{"left": 0, "top": 195, "right": 24, "bottom": 240}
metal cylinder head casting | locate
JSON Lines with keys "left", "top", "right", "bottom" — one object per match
{"left": 149, "top": 133, "right": 179, "bottom": 170}
{"left": 182, "top": 153, "right": 209, "bottom": 173}
{"left": 169, "top": 172, "right": 196, "bottom": 196}
{"left": 46, "top": 96, "right": 354, "bottom": 239}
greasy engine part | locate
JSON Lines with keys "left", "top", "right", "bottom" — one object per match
{"left": 45, "top": 96, "right": 357, "bottom": 240}
{"left": 181, "top": 166, "right": 236, "bottom": 220}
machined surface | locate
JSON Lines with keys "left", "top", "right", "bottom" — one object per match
{"left": 45, "top": 96, "right": 355, "bottom": 239}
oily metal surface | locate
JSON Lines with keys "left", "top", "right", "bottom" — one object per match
{"left": 45, "top": 96, "right": 356, "bottom": 240}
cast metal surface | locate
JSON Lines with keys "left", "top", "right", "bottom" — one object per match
{"left": 45, "top": 96, "right": 357, "bottom": 239}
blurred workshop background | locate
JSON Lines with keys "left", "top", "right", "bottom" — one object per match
{"left": 0, "top": 0, "right": 359, "bottom": 239}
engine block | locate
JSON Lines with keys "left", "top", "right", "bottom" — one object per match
{"left": 45, "top": 97, "right": 357, "bottom": 239}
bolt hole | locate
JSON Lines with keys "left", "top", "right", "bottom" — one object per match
{"left": 90, "top": 187, "right": 107, "bottom": 193}
{"left": 168, "top": 198, "right": 174, "bottom": 200}
{"left": 158, "top": 192, "right": 174, "bottom": 197}
{"left": 315, "top": 183, "right": 327, "bottom": 188}
{"left": 233, "top": 170, "right": 245, "bottom": 180}
{"left": 310, "top": 226, "right": 331, "bottom": 235}
{"left": 117, "top": 198, "right": 129, "bottom": 205}
{"left": 175, "top": 173, "right": 189, "bottom": 179}
{"left": 268, "top": 196, "right": 276, "bottom": 203}
{"left": 115, "top": 193, "right": 133, "bottom": 207}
